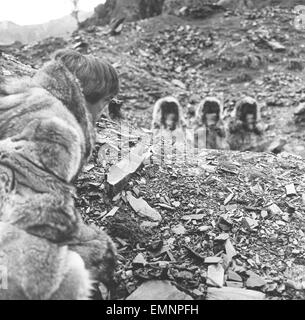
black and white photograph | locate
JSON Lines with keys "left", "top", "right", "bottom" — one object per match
{"left": 0, "top": 0, "right": 305, "bottom": 306}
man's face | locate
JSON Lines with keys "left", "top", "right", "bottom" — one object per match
{"left": 87, "top": 98, "right": 109, "bottom": 123}
{"left": 205, "top": 113, "right": 218, "bottom": 128}
{"left": 244, "top": 113, "right": 256, "bottom": 131}
{"left": 165, "top": 113, "right": 177, "bottom": 131}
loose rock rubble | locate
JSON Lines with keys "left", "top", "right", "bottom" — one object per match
{"left": 74, "top": 131, "right": 305, "bottom": 300}
{"left": 1, "top": 1, "right": 305, "bottom": 301}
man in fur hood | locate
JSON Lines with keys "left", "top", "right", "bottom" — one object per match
{"left": 228, "top": 96, "right": 264, "bottom": 151}
{"left": 193, "top": 97, "right": 228, "bottom": 150}
{"left": 0, "top": 50, "right": 119, "bottom": 299}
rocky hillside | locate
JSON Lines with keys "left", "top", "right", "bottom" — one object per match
{"left": 2, "top": 52, "right": 305, "bottom": 300}
{"left": 79, "top": 0, "right": 305, "bottom": 28}
{"left": 1, "top": 1, "right": 305, "bottom": 300}
{"left": 8, "top": 2, "right": 305, "bottom": 156}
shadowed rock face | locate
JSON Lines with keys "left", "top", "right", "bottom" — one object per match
{"left": 0, "top": 53, "right": 34, "bottom": 78}
{"left": 163, "top": 0, "right": 305, "bottom": 15}
{"left": 80, "top": 0, "right": 165, "bottom": 29}
{"left": 163, "top": 0, "right": 225, "bottom": 19}
{"left": 79, "top": 0, "right": 303, "bottom": 29}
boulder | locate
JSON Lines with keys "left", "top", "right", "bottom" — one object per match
{"left": 80, "top": 0, "right": 165, "bottom": 28}
{"left": 163, "top": 0, "right": 224, "bottom": 18}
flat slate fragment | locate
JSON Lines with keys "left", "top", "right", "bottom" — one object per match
{"left": 246, "top": 272, "right": 266, "bottom": 289}
{"left": 226, "top": 281, "right": 243, "bottom": 288}
{"left": 207, "top": 287, "right": 265, "bottom": 300}
{"left": 205, "top": 257, "right": 222, "bottom": 264}
{"left": 218, "top": 214, "right": 233, "bottom": 231}
{"left": 107, "top": 143, "right": 148, "bottom": 195}
{"left": 267, "top": 39, "right": 286, "bottom": 52}
{"left": 102, "top": 206, "right": 119, "bottom": 220}
{"left": 198, "top": 225, "right": 210, "bottom": 232}
{"left": 157, "top": 203, "right": 175, "bottom": 211}
{"left": 181, "top": 214, "right": 205, "bottom": 221}
{"left": 285, "top": 183, "right": 296, "bottom": 196}
{"left": 172, "top": 224, "right": 186, "bottom": 235}
{"left": 227, "top": 270, "right": 243, "bottom": 282}
{"left": 266, "top": 138, "right": 287, "bottom": 153}
{"left": 225, "top": 239, "right": 237, "bottom": 261}
{"left": 261, "top": 210, "right": 268, "bottom": 218}
{"left": 268, "top": 203, "right": 283, "bottom": 215}
{"left": 215, "top": 233, "right": 230, "bottom": 241}
{"left": 242, "top": 217, "right": 258, "bottom": 230}
{"left": 132, "top": 253, "right": 146, "bottom": 266}
{"left": 207, "top": 264, "right": 224, "bottom": 288}
{"left": 224, "top": 193, "right": 235, "bottom": 206}
{"left": 171, "top": 79, "right": 187, "bottom": 89}
{"left": 127, "top": 192, "right": 162, "bottom": 222}
{"left": 126, "top": 281, "right": 193, "bottom": 300}
{"left": 140, "top": 221, "right": 159, "bottom": 228}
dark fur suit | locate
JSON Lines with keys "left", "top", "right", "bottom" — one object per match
{"left": 151, "top": 96, "right": 187, "bottom": 159}
{"left": 194, "top": 97, "right": 228, "bottom": 150}
{"left": 227, "top": 97, "right": 263, "bottom": 151}
{"left": 0, "top": 60, "right": 115, "bottom": 299}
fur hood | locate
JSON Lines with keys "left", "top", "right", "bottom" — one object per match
{"left": 195, "top": 97, "right": 224, "bottom": 125}
{"left": 232, "top": 96, "right": 261, "bottom": 122}
{"left": 0, "top": 61, "right": 95, "bottom": 162}
{"left": 33, "top": 61, "right": 95, "bottom": 161}
{"left": 151, "top": 96, "right": 186, "bottom": 130}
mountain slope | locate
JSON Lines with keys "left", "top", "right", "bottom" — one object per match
{"left": 0, "top": 12, "right": 91, "bottom": 45}
{"left": 2, "top": 2, "right": 305, "bottom": 300}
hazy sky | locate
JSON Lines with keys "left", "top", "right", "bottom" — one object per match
{"left": 0, "top": 0, "right": 106, "bottom": 25}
